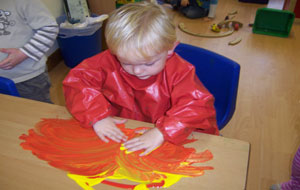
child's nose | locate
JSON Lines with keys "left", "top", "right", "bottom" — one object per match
{"left": 133, "top": 66, "right": 142, "bottom": 75}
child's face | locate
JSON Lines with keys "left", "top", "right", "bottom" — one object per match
{"left": 117, "top": 51, "right": 169, "bottom": 80}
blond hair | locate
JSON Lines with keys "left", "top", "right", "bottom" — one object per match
{"left": 105, "top": 1, "right": 176, "bottom": 59}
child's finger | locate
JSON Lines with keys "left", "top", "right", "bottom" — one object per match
{"left": 108, "top": 135, "right": 121, "bottom": 143}
{"left": 1, "top": 66, "right": 13, "bottom": 70}
{"left": 113, "top": 118, "right": 127, "bottom": 124}
{"left": 109, "top": 132, "right": 126, "bottom": 142}
{"left": 124, "top": 136, "right": 139, "bottom": 144}
{"left": 0, "top": 58, "right": 9, "bottom": 66}
{"left": 111, "top": 127, "right": 127, "bottom": 140}
{"left": 112, "top": 127, "right": 124, "bottom": 135}
{"left": 126, "top": 143, "right": 145, "bottom": 152}
{"left": 98, "top": 133, "right": 109, "bottom": 143}
{"left": 139, "top": 148, "right": 153, "bottom": 156}
{"left": 124, "top": 138, "right": 143, "bottom": 149}
{"left": 0, "top": 48, "right": 9, "bottom": 53}
{"left": 135, "top": 129, "right": 148, "bottom": 134}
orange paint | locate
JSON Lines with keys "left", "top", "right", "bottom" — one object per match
{"left": 20, "top": 118, "right": 214, "bottom": 189}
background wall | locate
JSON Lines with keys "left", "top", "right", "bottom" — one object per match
{"left": 41, "top": 0, "right": 64, "bottom": 18}
{"left": 87, "top": 0, "right": 115, "bottom": 14}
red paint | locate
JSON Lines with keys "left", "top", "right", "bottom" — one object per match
{"left": 146, "top": 180, "right": 165, "bottom": 188}
{"left": 100, "top": 180, "right": 164, "bottom": 189}
{"left": 20, "top": 118, "right": 214, "bottom": 187}
{"left": 101, "top": 180, "right": 136, "bottom": 189}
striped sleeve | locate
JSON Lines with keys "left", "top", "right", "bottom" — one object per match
{"left": 20, "top": 24, "right": 59, "bottom": 61}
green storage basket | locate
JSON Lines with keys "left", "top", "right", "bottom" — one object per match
{"left": 116, "top": 0, "right": 142, "bottom": 8}
{"left": 252, "top": 8, "right": 295, "bottom": 37}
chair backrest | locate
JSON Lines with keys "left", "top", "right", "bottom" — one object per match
{"left": 0, "top": 76, "right": 20, "bottom": 97}
{"left": 174, "top": 43, "right": 240, "bottom": 130}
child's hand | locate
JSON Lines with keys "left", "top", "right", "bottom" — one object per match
{"left": 123, "top": 128, "right": 164, "bottom": 156}
{"left": 0, "top": 48, "right": 28, "bottom": 70}
{"left": 93, "top": 117, "right": 127, "bottom": 143}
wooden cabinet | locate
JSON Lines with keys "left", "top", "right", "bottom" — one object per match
{"left": 87, "top": 0, "right": 116, "bottom": 14}
{"left": 87, "top": 0, "right": 116, "bottom": 49}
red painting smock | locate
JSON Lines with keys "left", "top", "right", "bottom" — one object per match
{"left": 63, "top": 50, "right": 219, "bottom": 144}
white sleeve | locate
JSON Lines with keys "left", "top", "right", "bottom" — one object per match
{"left": 16, "top": 0, "right": 59, "bottom": 61}
{"left": 20, "top": 25, "right": 58, "bottom": 61}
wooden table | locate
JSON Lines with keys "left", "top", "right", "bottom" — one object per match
{"left": 0, "top": 94, "right": 250, "bottom": 190}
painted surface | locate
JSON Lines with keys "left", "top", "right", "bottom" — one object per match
{"left": 20, "top": 118, "right": 214, "bottom": 189}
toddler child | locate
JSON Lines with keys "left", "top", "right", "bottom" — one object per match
{"left": 63, "top": 1, "right": 219, "bottom": 156}
{"left": 165, "top": 0, "right": 218, "bottom": 19}
{"left": 271, "top": 146, "right": 300, "bottom": 190}
{"left": 0, "top": 0, "right": 58, "bottom": 103}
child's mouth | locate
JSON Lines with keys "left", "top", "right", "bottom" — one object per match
{"left": 137, "top": 75, "right": 150, "bottom": 79}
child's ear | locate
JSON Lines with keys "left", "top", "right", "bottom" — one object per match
{"left": 167, "top": 41, "right": 180, "bottom": 56}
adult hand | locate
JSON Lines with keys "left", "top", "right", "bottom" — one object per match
{"left": 0, "top": 48, "right": 28, "bottom": 70}
{"left": 93, "top": 117, "right": 128, "bottom": 143}
{"left": 123, "top": 127, "right": 164, "bottom": 156}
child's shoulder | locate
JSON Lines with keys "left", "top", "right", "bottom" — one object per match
{"left": 84, "top": 50, "right": 115, "bottom": 63}
{"left": 79, "top": 50, "right": 120, "bottom": 69}
{"left": 165, "top": 53, "right": 195, "bottom": 73}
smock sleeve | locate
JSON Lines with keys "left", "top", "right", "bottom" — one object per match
{"left": 62, "top": 58, "right": 112, "bottom": 128}
{"left": 156, "top": 65, "right": 218, "bottom": 145}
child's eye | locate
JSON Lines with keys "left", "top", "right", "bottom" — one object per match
{"left": 145, "top": 62, "right": 155, "bottom": 66}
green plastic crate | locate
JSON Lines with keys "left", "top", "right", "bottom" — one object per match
{"left": 252, "top": 8, "right": 295, "bottom": 37}
{"left": 116, "top": 0, "right": 142, "bottom": 8}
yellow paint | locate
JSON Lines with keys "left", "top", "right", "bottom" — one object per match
{"left": 134, "top": 184, "right": 148, "bottom": 190}
{"left": 120, "top": 144, "right": 134, "bottom": 154}
{"left": 68, "top": 170, "right": 189, "bottom": 190}
{"left": 67, "top": 143, "right": 197, "bottom": 190}
{"left": 156, "top": 171, "right": 189, "bottom": 188}
{"left": 68, "top": 173, "right": 103, "bottom": 190}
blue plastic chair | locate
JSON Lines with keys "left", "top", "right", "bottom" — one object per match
{"left": 0, "top": 76, "right": 20, "bottom": 97}
{"left": 174, "top": 43, "right": 240, "bottom": 130}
